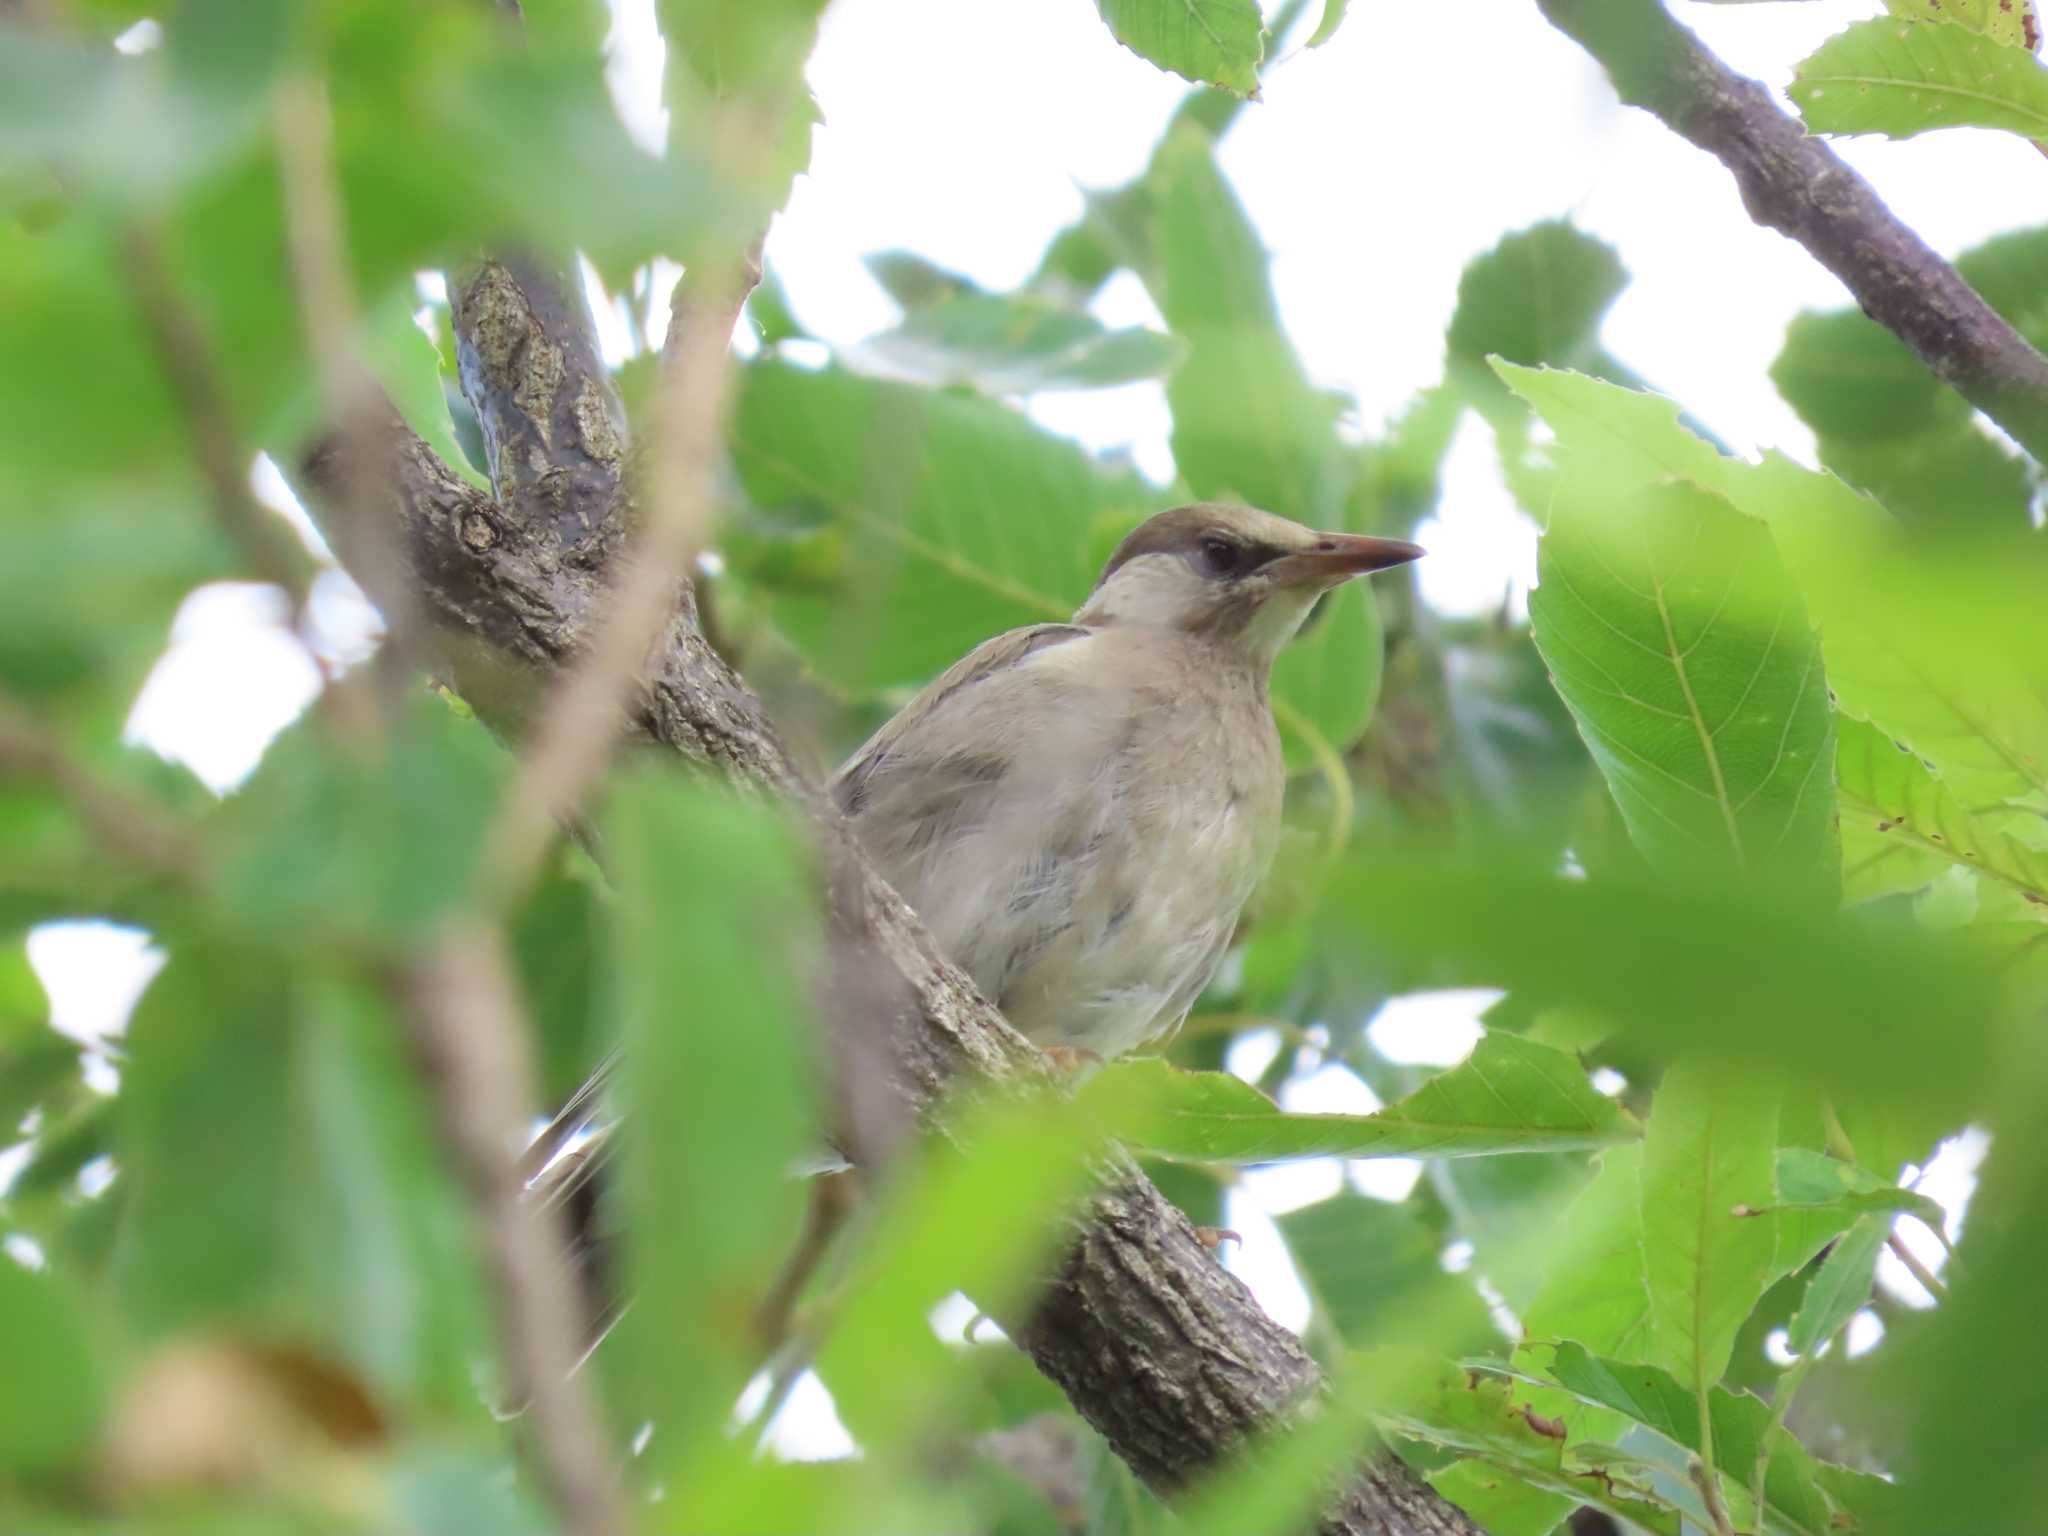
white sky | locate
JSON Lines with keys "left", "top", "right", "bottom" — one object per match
{"left": 15, "top": 0, "right": 2021, "bottom": 1452}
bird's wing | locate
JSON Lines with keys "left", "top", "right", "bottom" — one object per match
{"left": 830, "top": 622, "right": 1089, "bottom": 816}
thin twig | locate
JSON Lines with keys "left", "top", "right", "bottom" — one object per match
{"left": 1534, "top": 0, "right": 2048, "bottom": 468}
{"left": 479, "top": 250, "right": 763, "bottom": 904}
{"left": 1887, "top": 1228, "right": 1950, "bottom": 1302}
{"left": 271, "top": 70, "right": 424, "bottom": 725}
{"left": 119, "top": 222, "right": 319, "bottom": 603}
{"left": 273, "top": 67, "right": 625, "bottom": 1534}
{"left": 0, "top": 687, "right": 199, "bottom": 881}
{"left": 407, "top": 924, "right": 628, "bottom": 1536}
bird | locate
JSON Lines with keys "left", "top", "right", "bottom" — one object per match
{"left": 830, "top": 501, "right": 1424, "bottom": 1062}
{"left": 524, "top": 502, "right": 1421, "bottom": 1347}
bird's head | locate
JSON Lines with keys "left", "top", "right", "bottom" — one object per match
{"left": 1073, "top": 503, "right": 1425, "bottom": 665}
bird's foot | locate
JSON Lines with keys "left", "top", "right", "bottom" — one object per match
{"left": 1193, "top": 1226, "right": 1242, "bottom": 1253}
{"left": 1041, "top": 1044, "right": 1105, "bottom": 1077}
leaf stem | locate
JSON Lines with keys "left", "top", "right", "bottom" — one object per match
{"left": 1886, "top": 1228, "right": 1950, "bottom": 1301}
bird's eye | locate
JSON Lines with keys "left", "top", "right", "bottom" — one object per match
{"left": 1197, "top": 537, "right": 1243, "bottom": 577}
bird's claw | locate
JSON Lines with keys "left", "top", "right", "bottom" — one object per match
{"left": 1041, "top": 1044, "right": 1105, "bottom": 1076}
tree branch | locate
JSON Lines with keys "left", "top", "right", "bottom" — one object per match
{"left": 1535, "top": 0, "right": 2048, "bottom": 465}
{"left": 422, "top": 254, "right": 1481, "bottom": 1534}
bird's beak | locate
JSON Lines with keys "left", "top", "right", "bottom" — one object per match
{"left": 1267, "top": 533, "right": 1427, "bottom": 590}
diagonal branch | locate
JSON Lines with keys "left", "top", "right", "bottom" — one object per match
{"left": 420, "top": 253, "right": 1481, "bottom": 1536}
{"left": 1536, "top": 0, "right": 2048, "bottom": 466}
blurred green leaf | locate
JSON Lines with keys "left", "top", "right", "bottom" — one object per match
{"left": 1878, "top": 1099, "right": 2048, "bottom": 1535}
{"left": 1305, "top": 0, "right": 1352, "bottom": 47}
{"left": 1791, "top": 19, "right": 2048, "bottom": 141}
{"left": 1150, "top": 126, "right": 1346, "bottom": 528}
{"left": 1637, "top": 1060, "right": 1779, "bottom": 1391}
{"left": 1513, "top": 1142, "right": 1648, "bottom": 1442}
{"left": 1427, "top": 1462, "right": 1574, "bottom": 1536}
{"left": 727, "top": 355, "right": 1159, "bottom": 689}
{"left": 659, "top": 0, "right": 825, "bottom": 221}
{"left": 608, "top": 772, "right": 816, "bottom": 1468}
{"left": 1081, "top": 1429, "right": 1177, "bottom": 1536}
{"left": 1374, "top": 1354, "right": 1684, "bottom": 1535}
{"left": 0, "top": 1255, "right": 103, "bottom": 1476}
{"left": 1280, "top": 1190, "right": 1496, "bottom": 1351}
{"left": 215, "top": 700, "right": 504, "bottom": 950}
{"left": 1785, "top": 1214, "right": 1884, "bottom": 1357}
{"left": 811, "top": 1088, "right": 1126, "bottom": 1458}
{"left": 1449, "top": 221, "right": 1627, "bottom": 416}
{"left": 848, "top": 292, "right": 1184, "bottom": 395}
{"left": 1498, "top": 367, "right": 2048, "bottom": 817}
{"left": 1836, "top": 716, "right": 2048, "bottom": 906}
{"left": 1090, "top": 1033, "right": 1637, "bottom": 1163}
{"left": 1504, "top": 362, "right": 1838, "bottom": 895}
{"left": 865, "top": 250, "right": 983, "bottom": 310}
{"left": 1956, "top": 225, "right": 2048, "bottom": 350}
{"left": 1537, "top": 1343, "right": 1850, "bottom": 1536}
{"left": 1774, "top": 1145, "right": 1950, "bottom": 1238}
{"left": 116, "top": 950, "right": 489, "bottom": 1415}
{"left": 1094, "top": 0, "right": 1266, "bottom": 94}
{"left": 1771, "top": 306, "right": 2030, "bottom": 527}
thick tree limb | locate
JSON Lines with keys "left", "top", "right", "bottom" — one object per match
{"left": 1536, "top": 0, "right": 2048, "bottom": 466}
{"left": 299, "top": 254, "right": 1482, "bottom": 1535}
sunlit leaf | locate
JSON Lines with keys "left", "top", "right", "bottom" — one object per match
{"left": 1094, "top": 0, "right": 1266, "bottom": 94}
{"left": 1791, "top": 18, "right": 2048, "bottom": 142}
{"left": 1499, "top": 366, "right": 2048, "bottom": 813}
{"left": 1504, "top": 362, "right": 1838, "bottom": 895}
{"left": 1885, "top": 0, "right": 2041, "bottom": 49}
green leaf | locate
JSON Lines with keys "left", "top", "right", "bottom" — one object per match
{"left": 1148, "top": 127, "right": 1383, "bottom": 763}
{"left": 115, "top": 950, "right": 489, "bottom": 1416}
{"left": 1514, "top": 1143, "right": 1649, "bottom": 1445}
{"left": 847, "top": 292, "right": 1185, "bottom": 395}
{"left": 214, "top": 700, "right": 506, "bottom": 950}
{"left": 1305, "top": 0, "right": 1351, "bottom": 47}
{"left": 1500, "top": 366, "right": 2048, "bottom": 814}
{"left": 727, "top": 356, "right": 1159, "bottom": 689}
{"left": 1427, "top": 1463, "right": 1575, "bottom": 1536}
{"left": 608, "top": 772, "right": 817, "bottom": 1469}
{"left": 0, "top": 1256, "right": 103, "bottom": 1476}
{"left": 1277, "top": 1191, "right": 1496, "bottom": 1350}
{"left": 1537, "top": 1344, "right": 1848, "bottom": 1536}
{"left": 1836, "top": 715, "right": 2048, "bottom": 905}
{"left": 1790, "top": 18, "right": 2048, "bottom": 142}
{"left": 1785, "top": 1215, "right": 1885, "bottom": 1356}
{"left": 659, "top": 0, "right": 825, "bottom": 220}
{"left": 1506, "top": 365, "right": 1837, "bottom": 894}
{"left": 1150, "top": 126, "right": 1347, "bottom": 528}
{"left": 1088, "top": 1032, "right": 1639, "bottom": 1163}
{"left": 1637, "top": 1060, "right": 1780, "bottom": 1391}
{"left": 1372, "top": 1356, "right": 1684, "bottom": 1536}
{"left": 810, "top": 1086, "right": 1132, "bottom": 1458}
{"left": 1770, "top": 305, "right": 2031, "bottom": 528}
{"left": 1449, "top": 221, "right": 1628, "bottom": 408}
{"left": 1094, "top": 0, "right": 1266, "bottom": 94}
{"left": 1885, "top": 0, "right": 2041, "bottom": 49}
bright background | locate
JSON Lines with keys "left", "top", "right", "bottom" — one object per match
{"left": 22, "top": 0, "right": 2016, "bottom": 1456}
